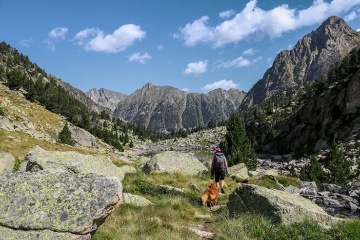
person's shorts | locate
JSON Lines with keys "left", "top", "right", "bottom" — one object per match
{"left": 214, "top": 170, "right": 225, "bottom": 182}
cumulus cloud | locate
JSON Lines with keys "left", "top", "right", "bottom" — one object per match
{"left": 217, "top": 56, "right": 251, "bottom": 68}
{"left": 173, "top": 16, "right": 213, "bottom": 46}
{"left": 219, "top": 9, "right": 235, "bottom": 18}
{"left": 44, "top": 27, "right": 68, "bottom": 51}
{"left": 157, "top": 44, "right": 164, "bottom": 50}
{"left": 203, "top": 79, "right": 239, "bottom": 92}
{"left": 184, "top": 60, "right": 208, "bottom": 75}
{"left": 128, "top": 52, "right": 152, "bottom": 64}
{"left": 19, "top": 38, "right": 32, "bottom": 47}
{"left": 73, "top": 24, "right": 146, "bottom": 53}
{"left": 175, "top": 0, "right": 360, "bottom": 47}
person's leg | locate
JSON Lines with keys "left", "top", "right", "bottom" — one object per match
{"left": 214, "top": 172, "right": 220, "bottom": 188}
{"left": 220, "top": 171, "right": 225, "bottom": 193}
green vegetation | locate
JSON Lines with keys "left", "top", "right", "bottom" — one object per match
{"left": 93, "top": 171, "right": 360, "bottom": 240}
{"left": 220, "top": 112, "right": 257, "bottom": 170}
{"left": 58, "top": 122, "right": 75, "bottom": 146}
{"left": 300, "top": 141, "right": 357, "bottom": 187}
{"left": 0, "top": 107, "right": 4, "bottom": 116}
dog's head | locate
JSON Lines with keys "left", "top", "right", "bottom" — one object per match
{"left": 207, "top": 183, "right": 218, "bottom": 190}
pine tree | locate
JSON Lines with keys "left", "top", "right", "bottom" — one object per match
{"left": 324, "top": 141, "right": 352, "bottom": 187}
{"left": 58, "top": 122, "right": 75, "bottom": 146}
{"left": 299, "top": 157, "right": 327, "bottom": 185}
{"left": 220, "top": 112, "right": 257, "bottom": 170}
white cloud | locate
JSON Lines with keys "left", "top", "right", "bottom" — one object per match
{"left": 175, "top": 0, "right": 360, "bottom": 47}
{"left": 253, "top": 56, "right": 263, "bottom": 63}
{"left": 44, "top": 27, "right": 68, "bottom": 51}
{"left": 73, "top": 24, "right": 146, "bottom": 53}
{"left": 157, "top": 44, "right": 164, "bottom": 50}
{"left": 19, "top": 38, "right": 32, "bottom": 47}
{"left": 174, "top": 16, "right": 213, "bottom": 46}
{"left": 182, "top": 88, "right": 189, "bottom": 92}
{"left": 345, "top": 10, "right": 358, "bottom": 21}
{"left": 217, "top": 56, "right": 251, "bottom": 68}
{"left": 357, "top": 28, "right": 360, "bottom": 31}
{"left": 184, "top": 60, "right": 208, "bottom": 75}
{"left": 243, "top": 48, "right": 255, "bottom": 55}
{"left": 203, "top": 79, "right": 238, "bottom": 92}
{"left": 219, "top": 9, "right": 235, "bottom": 18}
{"left": 128, "top": 52, "right": 152, "bottom": 64}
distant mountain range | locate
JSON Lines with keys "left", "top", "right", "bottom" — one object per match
{"left": 87, "top": 16, "right": 360, "bottom": 134}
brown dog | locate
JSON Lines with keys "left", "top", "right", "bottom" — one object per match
{"left": 201, "top": 183, "right": 219, "bottom": 207}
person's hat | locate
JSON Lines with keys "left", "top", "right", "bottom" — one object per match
{"left": 215, "top": 147, "right": 221, "bottom": 152}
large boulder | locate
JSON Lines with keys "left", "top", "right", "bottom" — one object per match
{"left": 227, "top": 184, "right": 342, "bottom": 226}
{"left": 0, "top": 171, "right": 121, "bottom": 239}
{"left": 142, "top": 151, "right": 207, "bottom": 175}
{"left": 228, "top": 163, "right": 249, "bottom": 182}
{"left": 0, "top": 152, "right": 15, "bottom": 174}
{"left": 20, "top": 145, "right": 125, "bottom": 182}
{"left": 69, "top": 124, "right": 100, "bottom": 148}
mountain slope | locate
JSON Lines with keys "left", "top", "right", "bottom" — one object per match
{"left": 250, "top": 48, "right": 360, "bottom": 154}
{"left": 240, "top": 16, "right": 360, "bottom": 111}
{"left": 114, "top": 83, "right": 246, "bottom": 133}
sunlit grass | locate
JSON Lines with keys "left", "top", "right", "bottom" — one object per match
{"left": 94, "top": 171, "right": 360, "bottom": 240}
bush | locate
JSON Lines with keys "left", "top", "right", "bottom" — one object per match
{"left": 0, "top": 107, "right": 4, "bottom": 116}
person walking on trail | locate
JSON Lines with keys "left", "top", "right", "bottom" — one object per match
{"left": 211, "top": 147, "right": 228, "bottom": 194}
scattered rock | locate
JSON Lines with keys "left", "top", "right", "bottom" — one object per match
{"left": 120, "top": 193, "right": 153, "bottom": 206}
{"left": 0, "top": 152, "right": 15, "bottom": 174}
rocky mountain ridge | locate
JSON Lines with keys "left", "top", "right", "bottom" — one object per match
{"left": 114, "top": 83, "right": 246, "bottom": 133}
{"left": 240, "top": 16, "right": 360, "bottom": 111}
{"left": 86, "top": 88, "right": 127, "bottom": 111}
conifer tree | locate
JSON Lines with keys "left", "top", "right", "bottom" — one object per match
{"left": 324, "top": 141, "right": 352, "bottom": 187}
{"left": 220, "top": 112, "right": 257, "bottom": 170}
{"left": 58, "top": 122, "right": 75, "bottom": 146}
{"left": 299, "top": 157, "right": 327, "bottom": 185}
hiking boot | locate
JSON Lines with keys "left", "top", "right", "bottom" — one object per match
{"left": 221, "top": 188, "right": 225, "bottom": 194}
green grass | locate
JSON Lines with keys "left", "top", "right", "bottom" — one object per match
{"left": 93, "top": 171, "right": 360, "bottom": 240}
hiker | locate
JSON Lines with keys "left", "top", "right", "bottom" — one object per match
{"left": 211, "top": 147, "right": 228, "bottom": 194}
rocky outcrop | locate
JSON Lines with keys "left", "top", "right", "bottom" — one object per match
{"left": 227, "top": 184, "right": 342, "bottom": 226}
{"left": 86, "top": 88, "right": 126, "bottom": 111}
{"left": 0, "top": 171, "right": 121, "bottom": 239}
{"left": 0, "top": 116, "right": 14, "bottom": 131}
{"left": 114, "top": 83, "right": 245, "bottom": 133}
{"left": 240, "top": 16, "right": 360, "bottom": 110}
{"left": 20, "top": 145, "right": 125, "bottom": 182}
{"left": 0, "top": 152, "right": 15, "bottom": 174}
{"left": 142, "top": 151, "right": 207, "bottom": 175}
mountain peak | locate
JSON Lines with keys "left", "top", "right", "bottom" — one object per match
{"left": 239, "top": 16, "right": 360, "bottom": 110}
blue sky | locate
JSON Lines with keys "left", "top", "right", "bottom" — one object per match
{"left": 0, "top": 0, "right": 360, "bottom": 95}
